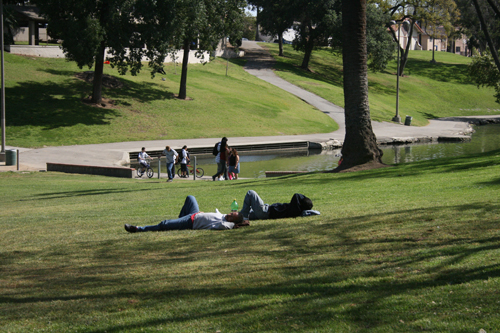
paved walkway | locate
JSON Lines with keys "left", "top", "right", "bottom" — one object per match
{"left": 2, "top": 41, "right": 499, "bottom": 172}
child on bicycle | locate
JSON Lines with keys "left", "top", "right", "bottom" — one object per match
{"left": 138, "top": 147, "right": 153, "bottom": 171}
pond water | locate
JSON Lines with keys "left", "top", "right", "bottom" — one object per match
{"left": 135, "top": 124, "right": 500, "bottom": 179}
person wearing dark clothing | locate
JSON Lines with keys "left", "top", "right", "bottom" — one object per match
{"left": 239, "top": 190, "right": 315, "bottom": 221}
{"left": 212, "top": 137, "right": 229, "bottom": 181}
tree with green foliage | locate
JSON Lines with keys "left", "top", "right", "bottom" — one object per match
{"left": 247, "top": 0, "right": 296, "bottom": 57}
{"left": 366, "top": 4, "right": 396, "bottom": 71}
{"left": 168, "top": 0, "right": 245, "bottom": 99}
{"left": 466, "top": 0, "right": 500, "bottom": 104}
{"left": 421, "top": 0, "right": 459, "bottom": 62}
{"left": 34, "top": 0, "right": 174, "bottom": 105}
{"left": 241, "top": 14, "right": 256, "bottom": 41}
{"left": 3, "top": 2, "right": 22, "bottom": 45}
{"left": 293, "top": 0, "right": 340, "bottom": 70}
{"left": 335, "top": 0, "right": 383, "bottom": 172}
{"left": 384, "top": 0, "right": 460, "bottom": 75}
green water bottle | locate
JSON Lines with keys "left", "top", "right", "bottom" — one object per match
{"left": 231, "top": 199, "right": 238, "bottom": 212}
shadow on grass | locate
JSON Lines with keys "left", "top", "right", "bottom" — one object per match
{"left": 2, "top": 200, "right": 499, "bottom": 332}
{"left": 266, "top": 46, "right": 344, "bottom": 89}
{"left": 404, "top": 58, "right": 470, "bottom": 84}
{"left": 6, "top": 71, "right": 174, "bottom": 129}
{"left": 25, "top": 185, "right": 168, "bottom": 200}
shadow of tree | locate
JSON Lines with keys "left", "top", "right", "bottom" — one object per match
{"left": 6, "top": 70, "right": 175, "bottom": 129}
{"left": 2, "top": 199, "right": 499, "bottom": 332}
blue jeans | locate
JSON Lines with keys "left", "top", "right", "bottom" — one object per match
{"left": 166, "top": 162, "right": 175, "bottom": 180}
{"left": 138, "top": 195, "right": 200, "bottom": 231}
{"left": 240, "top": 190, "right": 269, "bottom": 220}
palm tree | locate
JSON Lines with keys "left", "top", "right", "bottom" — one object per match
{"left": 335, "top": 0, "right": 383, "bottom": 172}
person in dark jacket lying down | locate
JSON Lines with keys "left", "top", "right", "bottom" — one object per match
{"left": 239, "top": 190, "right": 318, "bottom": 221}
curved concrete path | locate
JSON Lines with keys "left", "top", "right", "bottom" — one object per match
{"left": 2, "top": 41, "right": 499, "bottom": 171}
{"left": 241, "top": 41, "right": 488, "bottom": 143}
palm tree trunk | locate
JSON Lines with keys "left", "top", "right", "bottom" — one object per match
{"left": 335, "top": 0, "right": 383, "bottom": 172}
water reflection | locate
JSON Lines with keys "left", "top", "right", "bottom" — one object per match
{"left": 382, "top": 123, "right": 500, "bottom": 164}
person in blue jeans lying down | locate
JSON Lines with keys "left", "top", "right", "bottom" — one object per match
{"left": 124, "top": 195, "right": 248, "bottom": 233}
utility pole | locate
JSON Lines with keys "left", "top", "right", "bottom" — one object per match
{"left": 0, "top": 0, "right": 6, "bottom": 161}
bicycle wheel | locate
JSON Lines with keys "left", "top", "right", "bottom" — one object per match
{"left": 195, "top": 167, "right": 204, "bottom": 178}
{"left": 177, "top": 167, "right": 182, "bottom": 178}
{"left": 137, "top": 167, "right": 143, "bottom": 177}
{"left": 146, "top": 167, "right": 154, "bottom": 178}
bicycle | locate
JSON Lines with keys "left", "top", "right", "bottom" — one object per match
{"left": 137, "top": 163, "right": 154, "bottom": 178}
{"left": 177, "top": 164, "right": 204, "bottom": 178}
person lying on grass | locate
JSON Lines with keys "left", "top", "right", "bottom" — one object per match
{"left": 124, "top": 195, "right": 248, "bottom": 232}
{"left": 239, "top": 190, "right": 319, "bottom": 221}
{"left": 124, "top": 190, "right": 319, "bottom": 233}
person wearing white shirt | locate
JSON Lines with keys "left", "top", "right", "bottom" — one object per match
{"left": 162, "top": 146, "right": 178, "bottom": 182}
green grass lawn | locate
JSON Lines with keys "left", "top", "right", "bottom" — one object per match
{"left": 5, "top": 53, "right": 336, "bottom": 148}
{"left": 2, "top": 150, "right": 500, "bottom": 332}
{"left": 263, "top": 44, "right": 500, "bottom": 126}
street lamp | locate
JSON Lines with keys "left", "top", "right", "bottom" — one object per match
{"left": 0, "top": 0, "right": 5, "bottom": 157}
{"left": 389, "top": 19, "right": 410, "bottom": 123}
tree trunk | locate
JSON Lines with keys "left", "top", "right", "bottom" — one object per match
{"left": 300, "top": 23, "right": 314, "bottom": 70}
{"left": 91, "top": 41, "right": 106, "bottom": 104}
{"left": 472, "top": 0, "right": 500, "bottom": 74}
{"left": 335, "top": 0, "right": 383, "bottom": 172}
{"left": 255, "top": 7, "right": 260, "bottom": 41}
{"left": 178, "top": 38, "right": 190, "bottom": 100}
{"left": 431, "top": 38, "right": 436, "bottom": 63}
{"left": 278, "top": 31, "right": 284, "bottom": 56}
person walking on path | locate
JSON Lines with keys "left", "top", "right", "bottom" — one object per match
{"left": 162, "top": 146, "right": 178, "bottom": 182}
{"left": 228, "top": 148, "right": 240, "bottom": 180}
{"left": 124, "top": 195, "right": 249, "bottom": 232}
{"left": 212, "top": 137, "right": 229, "bottom": 181}
{"left": 179, "top": 145, "right": 190, "bottom": 178}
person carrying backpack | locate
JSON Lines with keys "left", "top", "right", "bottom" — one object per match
{"left": 212, "top": 137, "right": 229, "bottom": 181}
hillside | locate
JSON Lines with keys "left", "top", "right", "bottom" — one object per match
{"left": 263, "top": 43, "right": 500, "bottom": 126}
{"left": 4, "top": 53, "right": 336, "bottom": 148}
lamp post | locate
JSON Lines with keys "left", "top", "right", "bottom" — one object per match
{"left": 390, "top": 20, "right": 409, "bottom": 124}
{"left": 0, "top": 0, "right": 5, "bottom": 156}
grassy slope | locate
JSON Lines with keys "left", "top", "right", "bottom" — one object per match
{"left": 1, "top": 151, "right": 500, "bottom": 332}
{"left": 5, "top": 53, "right": 336, "bottom": 147}
{"left": 263, "top": 43, "right": 500, "bottom": 126}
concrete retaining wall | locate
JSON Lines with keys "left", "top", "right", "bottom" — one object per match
{"left": 6, "top": 45, "right": 210, "bottom": 64}
{"left": 47, "top": 163, "right": 134, "bottom": 178}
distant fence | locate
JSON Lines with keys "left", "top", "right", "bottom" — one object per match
{"left": 47, "top": 163, "right": 134, "bottom": 178}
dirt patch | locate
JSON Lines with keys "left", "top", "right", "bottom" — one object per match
{"left": 81, "top": 96, "right": 117, "bottom": 109}
{"left": 173, "top": 94, "right": 193, "bottom": 101}
{"left": 75, "top": 71, "right": 126, "bottom": 89}
{"left": 76, "top": 71, "right": 126, "bottom": 108}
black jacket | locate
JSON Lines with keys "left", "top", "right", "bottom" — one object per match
{"left": 268, "top": 193, "right": 313, "bottom": 219}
